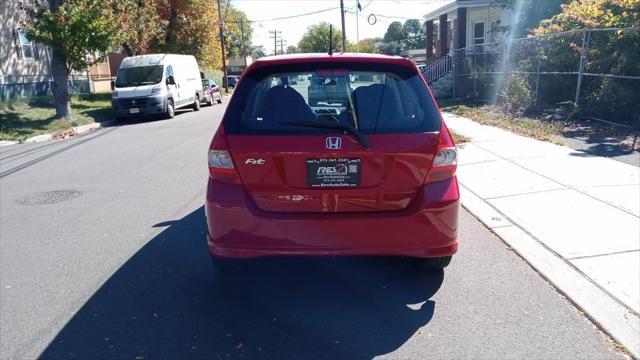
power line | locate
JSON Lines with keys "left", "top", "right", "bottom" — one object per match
{"left": 251, "top": 7, "right": 340, "bottom": 22}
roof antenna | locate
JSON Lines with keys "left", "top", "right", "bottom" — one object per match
{"left": 328, "top": 24, "right": 333, "bottom": 55}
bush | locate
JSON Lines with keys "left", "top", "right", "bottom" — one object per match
{"left": 499, "top": 74, "right": 533, "bottom": 115}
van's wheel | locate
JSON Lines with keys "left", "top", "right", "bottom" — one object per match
{"left": 412, "top": 256, "right": 452, "bottom": 269}
{"left": 216, "top": 94, "right": 223, "bottom": 104}
{"left": 165, "top": 98, "right": 175, "bottom": 119}
{"left": 193, "top": 95, "right": 201, "bottom": 111}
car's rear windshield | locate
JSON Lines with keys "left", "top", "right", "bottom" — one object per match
{"left": 223, "top": 62, "right": 441, "bottom": 134}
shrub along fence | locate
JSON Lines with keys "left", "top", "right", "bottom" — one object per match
{"left": 449, "top": 27, "right": 640, "bottom": 127}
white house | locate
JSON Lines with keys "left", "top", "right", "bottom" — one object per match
{"left": 423, "top": 0, "right": 512, "bottom": 63}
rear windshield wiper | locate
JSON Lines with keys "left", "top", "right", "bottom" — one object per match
{"left": 279, "top": 120, "right": 369, "bottom": 149}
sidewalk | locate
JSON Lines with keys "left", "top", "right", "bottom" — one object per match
{"left": 443, "top": 112, "right": 640, "bottom": 357}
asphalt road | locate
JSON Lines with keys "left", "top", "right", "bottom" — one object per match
{"left": 0, "top": 102, "right": 626, "bottom": 359}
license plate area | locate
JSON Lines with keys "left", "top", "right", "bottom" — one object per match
{"left": 129, "top": 108, "right": 140, "bottom": 114}
{"left": 306, "top": 158, "right": 361, "bottom": 188}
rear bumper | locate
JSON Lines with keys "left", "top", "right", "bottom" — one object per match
{"left": 206, "top": 177, "right": 460, "bottom": 259}
{"left": 111, "top": 95, "right": 166, "bottom": 117}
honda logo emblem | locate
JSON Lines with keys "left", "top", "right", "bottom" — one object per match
{"left": 326, "top": 137, "right": 342, "bottom": 149}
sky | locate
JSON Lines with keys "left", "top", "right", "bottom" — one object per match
{"left": 232, "top": 0, "right": 451, "bottom": 55}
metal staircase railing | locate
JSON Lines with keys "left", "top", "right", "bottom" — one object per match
{"left": 422, "top": 55, "right": 452, "bottom": 85}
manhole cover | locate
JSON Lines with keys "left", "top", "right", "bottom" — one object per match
{"left": 18, "top": 190, "right": 82, "bottom": 205}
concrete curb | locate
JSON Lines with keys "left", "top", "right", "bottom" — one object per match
{"left": 24, "top": 134, "right": 53, "bottom": 144}
{"left": 0, "top": 140, "right": 19, "bottom": 147}
{"left": 459, "top": 184, "right": 640, "bottom": 359}
{"left": 22, "top": 123, "right": 103, "bottom": 144}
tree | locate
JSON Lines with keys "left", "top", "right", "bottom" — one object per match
{"left": 298, "top": 22, "right": 348, "bottom": 53}
{"left": 402, "top": 19, "right": 425, "bottom": 49}
{"left": 351, "top": 38, "right": 381, "bottom": 53}
{"left": 116, "top": 0, "right": 167, "bottom": 55}
{"left": 383, "top": 21, "right": 406, "bottom": 43}
{"left": 533, "top": 0, "right": 640, "bottom": 120}
{"left": 286, "top": 45, "right": 298, "bottom": 54}
{"left": 251, "top": 45, "right": 266, "bottom": 58}
{"left": 224, "top": 6, "right": 253, "bottom": 58}
{"left": 156, "top": 0, "right": 223, "bottom": 70}
{"left": 493, "top": 0, "right": 566, "bottom": 36}
{"left": 24, "top": 0, "right": 124, "bottom": 118}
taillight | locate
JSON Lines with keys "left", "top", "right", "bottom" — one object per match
{"left": 426, "top": 121, "right": 458, "bottom": 183}
{"left": 208, "top": 126, "right": 241, "bottom": 184}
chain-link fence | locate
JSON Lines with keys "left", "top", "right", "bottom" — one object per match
{"left": 449, "top": 27, "right": 640, "bottom": 126}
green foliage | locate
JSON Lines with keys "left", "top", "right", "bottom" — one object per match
{"left": 251, "top": 45, "right": 267, "bottom": 58}
{"left": 533, "top": 0, "right": 640, "bottom": 120}
{"left": 115, "top": 0, "right": 167, "bottom": 55}
{"left": 535, "top": 0, "right": 640, "bottom": 32}
{"left": 297, "top": 23, "right": 348, "bottom": 53}
{"left": 493, "top": 0, "right": 566, "bottom": 36}
{"left": 24, "top": 0, "right": 124, "bottom": 72}
{"left": 286, "top": 45, "right": 298, "bottom": 54}
{"left": 402, "top": 19, "right": 426, "bottom": 49}
{"left": 224, "top": 6, "right": 253, "bottom": 58}
{"left": 499, "top": 74, "right": 533, "bottom": 114}
{"left": 351, "top": 38, "right": 381, "bottom": 53}
{"left": 383, "top": 21, "right": 406, "bottom": 42}
{"left": 157, "top": 0, "right": 223, "bottom": 70}
{"left": 380, "top": 19, "right": 425, "bottom": 54}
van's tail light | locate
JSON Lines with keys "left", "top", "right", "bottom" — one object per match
{"left": 208, "top": 126, "right": 241, "bottom": 184}
{"left": 426, "top": 121, "right": 458, "bottom": 183}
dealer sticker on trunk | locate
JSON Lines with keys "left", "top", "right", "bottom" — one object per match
{"left": 306, "top": 158, "right": 361, "bottom": 188}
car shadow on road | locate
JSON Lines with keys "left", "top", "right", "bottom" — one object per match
{"left": 41, "top": 207, "right": 443, "bottom": 359}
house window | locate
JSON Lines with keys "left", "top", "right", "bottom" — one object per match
{"left": 18, "top": 30, "right": 34, "bottom": 60}
{"left": 473, "top": 22, "right": 485, "bottom": 45}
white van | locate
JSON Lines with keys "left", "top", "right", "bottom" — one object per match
{"left": 111, "top": 54, "right": 202, "bottom": 119}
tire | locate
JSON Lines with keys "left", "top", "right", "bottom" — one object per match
{"left": 413, "top": 256, "right": 452, "bottom": 269}
{"left": 165, "top": 98, "right": 175, "bottom": 119}
{"left": 216, "top": 94, "right": 222, "bottom": 104}
{"left": 193, "top": 95, "right": 201, "bottom": 111}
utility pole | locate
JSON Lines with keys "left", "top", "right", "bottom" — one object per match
{"left": 280, "top": 38, "right": 286, "bottom": 55}
{"left": 356, "top": 0, "right": 360, "bottom": 46}
{"left": 269, "top": 30, "right": 281, "bottom": 55}
{"left": 216, "top": 0, "right": 228, "bottom": 92}
{"left": 240, "top": 19, "right": 246, "bottom": 67}
{"left": 340, "top": 0, "right": 346, "bottom": 52}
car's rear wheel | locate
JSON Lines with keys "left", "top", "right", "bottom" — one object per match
{"left": 193, "top": 94, "right": 201, "bottom": 111}
{"left": 412, "top": 256, "right": 452, "bottom": 269}
{"left": 165, "top": 99, "right": 175, "bottom": 119}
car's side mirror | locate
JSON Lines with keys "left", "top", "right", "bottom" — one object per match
{"left": 110, "top": 80, "right": 115, "bottom": 90}
{"left": 166, "top": 76, "right": 175, "bottom": 85}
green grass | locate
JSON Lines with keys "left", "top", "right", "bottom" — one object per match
{"left": 0, "top": 95, "right": 112, "bottom": 142}
{"left": 439, "top": 101, "right": 565, "bottom": 144}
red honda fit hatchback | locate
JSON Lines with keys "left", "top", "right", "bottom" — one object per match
{"left": 206, "top": 53, "right": 459, "bottom": 270}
